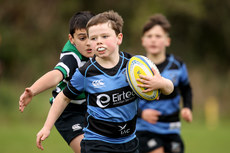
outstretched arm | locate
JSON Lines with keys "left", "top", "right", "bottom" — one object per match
{"left": 36, "top": 91, "right": 70, "bottom": 150}
{"left": 137, "top": 67, "right": 174, "bottom": 95}
{"left": 19, "top": 70, "right": 63, "bottom": 112}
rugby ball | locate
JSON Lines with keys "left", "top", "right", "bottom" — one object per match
{"left": 126, "top": 55, "right": 160, "bottom": 101}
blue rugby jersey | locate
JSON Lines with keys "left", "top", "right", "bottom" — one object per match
{"left": 63, "top": 52, "right": 139, "bottom": 144}
{"left": 136, "top": 54, "right": 192, "bottom": 134}
{"left": 50, "top": 40, "right": 88, "bottom": 107}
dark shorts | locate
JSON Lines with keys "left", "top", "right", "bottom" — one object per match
{"left": 80, "top": 137, "right": 139, "bottom": 153}
{"left": 136, "top": 131, "right": 184, "bottom": 153}
{"left": 54, "top": 103, "right": 86, "bottom": 145}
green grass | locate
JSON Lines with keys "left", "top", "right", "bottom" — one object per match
{"left": 0, "top": 121, "right": 72, "bottom": 153}
{"left": 0, "top": 117, "right": 229, "bottom": 153}
{"left": 0, "top": 80, "right": 73, "bottom": 153}
{"left": 181, "top": 119, "right": 230, "bottom": 153}
{"left": 1, "top": 80, "right": 230, "bottom": 153}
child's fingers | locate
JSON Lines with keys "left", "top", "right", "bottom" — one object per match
{"left": 19, "top": 99, "right": 24, "bottom": 112}
{"left": 151, "top": 67, "right": 159, "bottom": 75}
{"left": 185, "top": 114, "right": 193, "bottom": 122}
{"left": 19, "top": 97, "right": 27, "bottom": 112}
{"left": 138, "top": 74, "right": 149, "bottom": 80}
{"left": 181, "top": 109, "right": 193, "bottom": 122}
{"left": 19, "top": 105, "right": 25, "bottom": 112}
{"left": 141, "top": 88, "right": 152, "bottom": 93}
{"left": 36, "top": 133, "right": 45, "bottom": 150}
{"left": 137, "top": 78, "right": 149, "bottom": 84}
{"left": 156, "top": 96, "right": 160, "bottom": 100}
{"left": 36, "top": 134, "right": 42, "bottom": 149}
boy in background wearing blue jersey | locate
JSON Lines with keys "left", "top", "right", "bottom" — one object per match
{"left": 36, "top": 10, "right": 174, "bottom": 153}
{"left": 136, "top": 14, "right": 193, "bottom": 153}
{"left": 19, "top": 11, "right": 94, "bottom": 153}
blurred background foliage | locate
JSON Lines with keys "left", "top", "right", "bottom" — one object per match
{"left": 1, "top": 0, "right": 230, "bottom": 115}
{"left": 1, "top": 0, "right": 230, "bottom": 79}
{"left": 0, "top": 0, "right": 230, "bottom": 152}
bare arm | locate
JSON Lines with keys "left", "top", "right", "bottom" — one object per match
{"left": 159, "top": 76, "right": 174, "bottom": 95}
{"left": 19, "top": 70, "right": 63, "bottom": 112}
{"left": 36, "top": 91, "right": 70, "bottom": 150}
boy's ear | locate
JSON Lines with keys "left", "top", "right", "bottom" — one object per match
{"left": 166, "top": 37, "right": 171, "bottom": 47}
{"left": 117, "top": 33, "right": 123, "bottom": 45}
{"left": 141, "top": 36, "right": 145, "bottom": 47}
{"left": 68, "top": 34, "right": 74, "bottom": 44}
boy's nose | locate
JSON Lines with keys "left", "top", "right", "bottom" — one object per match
{"left": 96, "top": 38, "right": 103, "bottom": 45}
{"left": 86, "top": 40, "right": 90, "bottom": 46}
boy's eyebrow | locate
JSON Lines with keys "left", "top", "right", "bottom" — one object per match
{"left": 77, "top": 33, "right": 87, "bottom": 36}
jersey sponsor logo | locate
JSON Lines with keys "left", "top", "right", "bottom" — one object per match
{"left": 87, "top": 114, "right": 137, "bottom": 138}
{"left": 96, "top": 94, "right": 110, "bottom": 108}
{"left": 96, "top": 90, "right": 136, "bottom": 108}
{"left": 92, "top": 79, "right": 105, "bottom": 88}
{"left": 72, "top": 124, "right": 82, "bottom": 131}
{"left": 118, "top": 124, "right": 130, "bottom": 135}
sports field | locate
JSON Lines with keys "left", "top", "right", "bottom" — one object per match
{"left": 0, "top": 118, "right": 229, "bottom": 153}
{"left": 0, "top": 81, "right": 229, "bottom": 153}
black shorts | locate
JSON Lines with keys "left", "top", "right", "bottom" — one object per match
{"left": 136, "top": 131, "right": 184, "bottom": 153}
{"left": 54, "top": 103, "right": 86, "bottom": 144}
{"left": 80, "top": 137, "right": 139, "bottom": 153}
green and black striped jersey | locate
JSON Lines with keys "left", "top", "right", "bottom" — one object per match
{"left": 49, "top": 40, "right": 88, "bottom": 105}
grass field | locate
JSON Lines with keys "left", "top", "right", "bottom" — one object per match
{"left": 181, "top": 119, "right": 230, "bottom": 153}
{"left": 0, "top": 80, "right": 229, "bottom": 153}
{"left": 0, "top": 116, "right": 229, "bottom": 153}
{"left": 0, "top": 121, "right": 72, "bottom": 153}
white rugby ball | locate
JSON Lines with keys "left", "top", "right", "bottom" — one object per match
{"left": 126, "top": 55, "right": 160, "bottom": 101}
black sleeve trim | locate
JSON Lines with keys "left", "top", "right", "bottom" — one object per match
{"left": 63, "top": 82, "right": 82, "bottom": 99}
{"left": 159, "top": 86, "right": 179, "bottom": 100}
{"left": 180, "top": 84, "right": 193, "bottom": 110}
{"left": 137, "top": 108, "right": 143, "bottom": 118}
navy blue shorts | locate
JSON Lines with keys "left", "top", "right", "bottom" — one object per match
{"left": 54, "top": 103, "right": 86, "bottom": 144}
{"left": 136, "top": 131, "right": 184, "bottom": 153}
{"left": 81, "top": 137, "right": 139, "bottom": 153}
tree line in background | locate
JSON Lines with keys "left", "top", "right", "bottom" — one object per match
{"left": 0, "top": 0, "right": 230, "bottom": 82}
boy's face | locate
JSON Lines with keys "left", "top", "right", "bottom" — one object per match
{"left": 141, "top": 25, "right": 170, "bottom": 55}
{"left": 69, "top": 29, "right": 94, "bottom": 58}
{"left": 88, "top": 22, "right": 123, "bottom": 59}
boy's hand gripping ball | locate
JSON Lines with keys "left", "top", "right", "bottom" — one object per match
{"left": 126, "top": 55, "right": 160, "bottom": 101}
